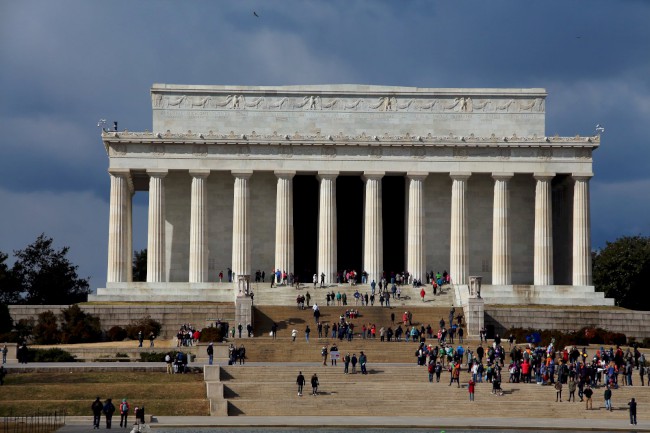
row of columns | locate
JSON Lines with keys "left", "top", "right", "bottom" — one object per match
{"left": 107, "top": 169, "right": 592, "bottom": 287}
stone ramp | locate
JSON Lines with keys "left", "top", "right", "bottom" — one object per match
{"left": 208, "top": 364, "right": 650, "bottom": 420}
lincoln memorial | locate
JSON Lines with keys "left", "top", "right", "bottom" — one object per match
{"left": 89, "top": 84, "right": 612, "bottom": 307}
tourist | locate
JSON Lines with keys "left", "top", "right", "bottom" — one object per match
{"left": 305, "top": 325, "right": 311, "bottom": 342}
{"left": 351, "top": 353, "right": 358, "bottom": 374}
{"left": 555, "top": 381, "right": 562, "bottom": 402}
{"left": 311, "top": 373, "right": 319, "bottom": 395}
{"left": 420, "top": 287, "right": 425, "bottom": 302}
{"left": 584, "top": 385, "right": 593, "bottom": 410}
{"left": 1, "top": 345, "right": 7, "bottom": 364}
{"left": 568, "top": 377, "right": 576, "bottom": 402}
{"left": 359, "top": 351, "right": 368, "bottom": 374}
{"left": 91, "top": 397, "right": 103, "bottom": 429}
{"left": 321, "top": 346, "right": 328, "bottom": 366}
{"left": 218, "top": 271, "right": 223, "bottom": 283}
{"left": 138, "top": 331, "right": 143, "bottom": 347}
{"left": 604, "top": 385, "right": 613, "bottom": 411}
{"left": 207, "top": 343, "right": 214, "bottom": 365}
{"left": 296, "top": 371, "right": 305, "bottom": 396}
{"left": 103, "top": 398, "right": 116, "bottom": 429}
{"left": 291, "top": 329, "right": 297, "bottom": 342}
{"left": 247, "top": 323, "right": 253, "bottom": 337}
{"left": 271, "top": 322, "right": 278, "bottom": 339}
{"left": 344, "top": 353, "right": 350, "bottom": 373}
{"left": 237, "top": 323, "right": 243, "bottom": 338}
{"left": 0, "top": 365, "right": 5, "bottom": 386}
{"left": 238, "top": 345, "right": 246, "bottom": 364}
{"left": 629, "top": 398, "right": 638, "bottom": 425}
{"left": 468, "top": 377, "right": 476, "bottom": 401}
{"left": 119, "top": 399, "right": 130, "bottom": 428}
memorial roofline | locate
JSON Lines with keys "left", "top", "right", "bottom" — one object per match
{"left": 102, "top": 131, "right": 599, "bottom": 147}
{"left": 151, "top": 83, "right": 547, "bottom": 97}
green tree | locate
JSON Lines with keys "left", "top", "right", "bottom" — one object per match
{"left": 593, "top": 235, "right": 650, "bottom": 310}
{"left": 0, "top": 251, "right": 20, "bottom": 304}
{"left": 59, "top": 304, "right": 102, "bottom": 344}
{"left": 11, "top": 234, "right": 90, "bottom": 304}
{"left": 0, "top": 303, "right": 13, "bottom": 334}
{"left": 132, "top": 249, "right": 147, "bottom": 282}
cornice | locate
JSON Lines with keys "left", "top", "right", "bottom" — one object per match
{"left": 102, "top": 131, "right": 600, "bottom": 150}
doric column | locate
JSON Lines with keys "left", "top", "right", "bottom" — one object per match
{"left": 107, "top": 169, "right": 132, "bottom": 283}
{"left": 407, "top": 173, "right": 428, "bottom": 283}
{"left": 274, "top": 171, "right": 295, "bottom": 276}
{"left": 572, "top": 174, "right": 592, "bottom": 286}
{"left": 147, "top": 169, "right": 168, "bottom": 282}
{"left": 232, "top": 171, "right": 253, "bottom": 280}
{"left": 363, "top": 172, "right": 384, "bottom": 284}
{"left": 318, "top": 171, "right": 338, "bottom": 284}
{"left": 492, "top": 173, "right": 513, "bottom": 285}
{"left": 189, "top": 170, "right": 210, "bottom": 283}
{"left": 450, "top": 172, "right": 471, "bottom": 285}
{"left": 534, "top": 173, "right": 554, "bottom": 285}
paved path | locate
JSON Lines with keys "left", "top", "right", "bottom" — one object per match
{"left": 56, "top": 415, "right": 647, "bottom": 431}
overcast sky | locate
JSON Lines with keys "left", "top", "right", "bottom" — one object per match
{"left": 1, "top": 1, "right": 649, "bottom": 288}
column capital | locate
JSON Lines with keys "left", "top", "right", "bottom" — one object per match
{"left": 450, "top": 172, "right": 472, "bottom": 181}
{"left": 363, "top": 171, "right": 385, "bottom": 181}
{"left": 318, "top": 170, "right": 339, "bottom": 181}
{"left": 232, "top": 170, "right": 253, "bottom": 179}
{"left": 492, "top": 172, "right": 514, "bottom": 181}
{"left": 189, "top": 169, "right": 210, "bottom": 178}
{"left": 533, "top": 172, "right": 556, "bottom": 181}
{"left": 572, "top": 172, "right": 593, "bottom": 181}
{"left": 108, "top": 168, "right": 131, "bottom": 177}
{"left": 147, "top": 169, "right": 168, "bottom": 178}
{"left": 274, "top": 170, "right": 296, "bottom": 180}
{"left": 407, "top": 172, "right": 429, "bottom": 181}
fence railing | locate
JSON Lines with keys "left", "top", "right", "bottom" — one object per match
{"left": 2, "top": 411, "right": 65, "bottom": 433}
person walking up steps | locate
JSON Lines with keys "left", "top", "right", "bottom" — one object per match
{"left": 296, "top": 371, "right": 306, "bottom": 396}
{"left": 311, "top": 373, "right": 319, "bottom": 395}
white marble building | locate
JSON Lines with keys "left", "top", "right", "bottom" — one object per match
{"left": 90, "top": 84, "right": 612, "bottom": 306}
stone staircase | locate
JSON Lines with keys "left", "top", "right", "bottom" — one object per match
{"left": 251, "top": 305, "right": 463, "bottom": 338}
{"left": 251, "top": 282, "right": 455, "bottom": 307}
{"left": 206, "top": 364, "right": 650, "bottom": 419}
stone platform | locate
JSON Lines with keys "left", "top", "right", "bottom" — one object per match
{"left": 454, "top": 283, "right": 614, "bottom": 307}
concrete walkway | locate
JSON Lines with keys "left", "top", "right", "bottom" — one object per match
{"left": 56, "top": 415, "right": 648, "bottom": 431}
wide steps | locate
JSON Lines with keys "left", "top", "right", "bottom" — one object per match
{"left": 214, "top": 365, "right": 650, "bottom": 419}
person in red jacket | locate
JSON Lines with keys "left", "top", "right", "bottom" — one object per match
{"left": 468, "top": 378, "right": 476, "bottom": 401}
{"left": 420, "top": 288, "right": 426, "bottom": 302}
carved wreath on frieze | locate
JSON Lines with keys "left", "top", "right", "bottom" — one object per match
{"left": 154, "top": 93, "right": 546, "bottom": 113}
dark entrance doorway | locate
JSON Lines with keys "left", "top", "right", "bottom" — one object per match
{"left": 337, "top": 176, "right": 363, "bottom": 277}
{"left": 382, "top": 176, "right": 405, "bottom": 275}
{"left": 293, "top": 175, "right": 318, "bottom": 283}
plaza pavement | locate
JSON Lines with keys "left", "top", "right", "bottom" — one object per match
{"left": 55, "top": 415, "right": 648, "bottom": 431}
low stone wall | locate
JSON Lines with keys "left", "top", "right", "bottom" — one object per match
{"left": 8, "top": 304, "right": 235, "bottom": 338}
{"left": 485, "top": 306, "right": 650, "bottom": 341}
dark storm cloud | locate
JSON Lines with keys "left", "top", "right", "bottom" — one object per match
{"left": 0, "top": 0, "right": 648, "bottom": 283}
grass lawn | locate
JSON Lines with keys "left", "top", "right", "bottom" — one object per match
{"left": 0, "top": 371, "right": 209, "bottom": 416}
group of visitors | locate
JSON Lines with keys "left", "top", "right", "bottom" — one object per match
{"left": 295, "top": 292, "right": 311, "bottom": 309}
{"left": 91, "top": 397, "right": 145, "bottom": 429}
{"left": 176, "top": 325, "right": 200, "bottom": 347}
{"left": 164, "top": 351, "right": 190, "bottom": 374}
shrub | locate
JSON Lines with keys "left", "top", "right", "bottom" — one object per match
{"left": 199, "top": 327, "right": 222, "bottom": 343}
{"left": 140, "top": 351, "right": 174, "bottom": 362}
{"left": 107, "top": 326, "right": 127, "bottom": 342}
{"left": 28, "top": 348, "right": 76, "bottom": 362}
{"left": 32, "top": 311, "right": 61, "bottom": 344}
{"left": 125, "top": 316, "right": 162, "bottom": 340}
{"left": 59, "top": 305, "right": 102, "bottom": 344}
{"left": 506, "top": 326, "right": 628, "bottom": 349}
